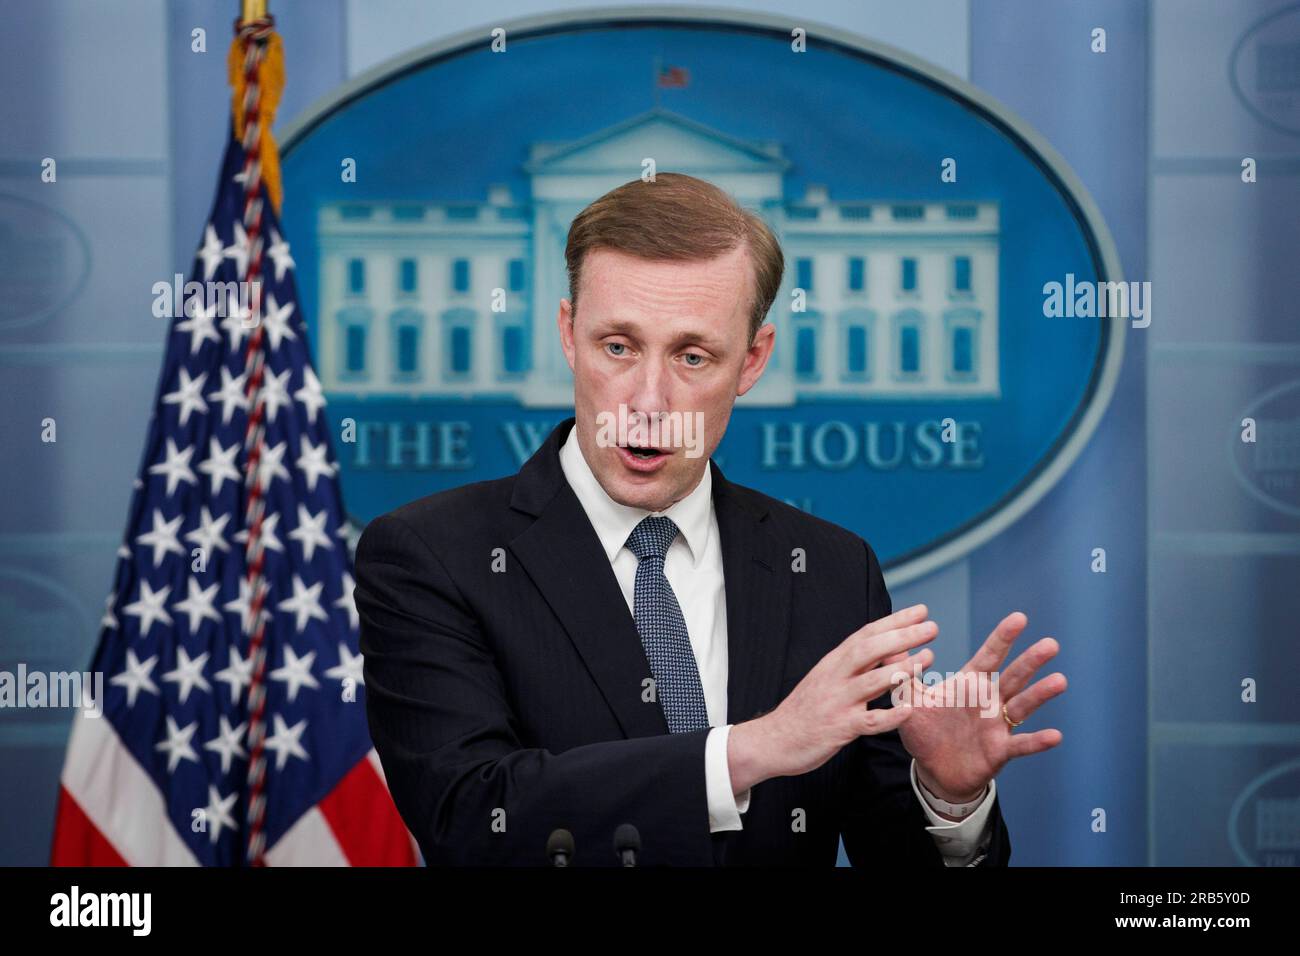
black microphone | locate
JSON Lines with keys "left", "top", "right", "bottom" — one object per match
{"left": 546, "top": 828, "right": 575, "bottom": 866}
{"left": 613, "top": 823, "right": 641, "bottom": 867}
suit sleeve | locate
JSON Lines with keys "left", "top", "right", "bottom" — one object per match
{"left": 354, "top": 513, "right": 715, "bottom": 866}
{"left": 837, "top": 538, "right": 1012, "bottom": 867}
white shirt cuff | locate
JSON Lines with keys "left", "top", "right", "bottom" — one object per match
{"left": 706, "top": 724, "right": 750, "bottom": 832}
{"left": 910, "top": 758, "right": 995, "bottom": 866}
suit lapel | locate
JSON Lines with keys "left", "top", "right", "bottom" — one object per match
{"left": 508, "top": 418, "right": 668, "bottom": 739}
{"left": 506, "top": 418, "right": 793, "bottom": 739}
{"left": 710, "top": 459, "right": 793, "bottom": 726}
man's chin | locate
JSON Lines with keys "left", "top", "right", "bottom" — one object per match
{"left": 599, "top": 470, "right": 673, "bottom": 512}
{"left": 607, "top": 482, "right": 671, "bottom": 512}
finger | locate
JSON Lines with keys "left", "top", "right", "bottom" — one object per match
{"left": 1003, "top": 671, "right": 1067, "bottom": 724}
{"left": 965, "top": 611, "right": 1028, "bottom": 674}
{"left": 850, "top": 603, "right": 931, "bottom": 643}
{"left": 844, "top": 620, "right": 938, "bottom": 675}
{"left": 998, "top": 637, "right": 1061, "bottom": 699}
{"left": 887, "top": 657, "right": 932, "bottom": 709}
{"left": 1005, "top": 728, "right": 1063, "bottom": 760}
{"left": 855, "top": 697, "right": 916, "bottom": 737}
{"left": 857, "top": 648, "right": 934, "bottom": 702}
{"left": 878, "top": 648, "right": 910, "bottom": 667}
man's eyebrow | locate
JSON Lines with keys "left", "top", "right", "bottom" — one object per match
{"left": 591, "top": 318, "right": 642, "bottom": 337}
{"left": 592, "top": 319, "right": 729, "bottom": 350}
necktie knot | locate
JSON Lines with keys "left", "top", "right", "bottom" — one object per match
{"left": 625, "top": 515, "right": 679, "bottom": 562}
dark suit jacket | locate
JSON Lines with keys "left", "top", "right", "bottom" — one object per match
{"left": 354, "top": 417, "right": 1011, "bottom": 866}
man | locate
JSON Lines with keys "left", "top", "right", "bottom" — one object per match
{"left": 355, "top": 173, "right": 1066, "bottom": 866}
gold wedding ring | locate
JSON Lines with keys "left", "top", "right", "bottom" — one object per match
{"left": 1002, "top": 703, "right": 1024, "bottom": 729}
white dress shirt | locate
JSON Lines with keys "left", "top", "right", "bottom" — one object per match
{"left": 558, "top": 427, "right": 996, "bottom": 865}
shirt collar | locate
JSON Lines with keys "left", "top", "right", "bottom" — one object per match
{"left": 559, "top": 421, "right": 713, "bottom": 568}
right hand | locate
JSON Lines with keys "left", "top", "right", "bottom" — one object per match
{"left": 735, "top": 604, "right": 938, "bottom": 783}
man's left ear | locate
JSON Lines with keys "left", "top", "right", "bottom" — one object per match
{"left": 556, "top": 299, "right": 577, "bottom": 372}
{"left": 737, "top": 322, "right": 776, "bottom": 397}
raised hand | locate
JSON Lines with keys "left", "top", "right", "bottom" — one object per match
{"left": 891, "top": 611, "right": 1066, "bottom": 803}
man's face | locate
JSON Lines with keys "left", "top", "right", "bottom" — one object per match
{"left": 557, "top": 245, "right": 775, "bottom": 513}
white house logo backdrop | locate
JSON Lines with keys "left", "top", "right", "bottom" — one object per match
{"left": 278, "top": 11, "right": 1124, "bottom": 582}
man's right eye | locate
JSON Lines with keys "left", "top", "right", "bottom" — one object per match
{"left": 606, "top": 343, "right": 627, "bottom": 356}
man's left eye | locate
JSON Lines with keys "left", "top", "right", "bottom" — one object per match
{"left": 683, "top": 353, "right": 705, "bottom": 367}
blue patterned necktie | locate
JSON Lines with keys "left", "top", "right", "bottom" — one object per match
{"left": 625, "top": 515, "right": 710, "bottom": 734}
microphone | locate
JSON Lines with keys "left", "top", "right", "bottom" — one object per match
{"left": 613, "top": 823, "right": 641, "bottom": 867}
{"left": 546, "top": 828, "right": 575, "bottom": 866}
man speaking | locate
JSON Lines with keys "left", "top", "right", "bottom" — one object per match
{"left": 354, "top": 173, "right": 1066, "bottom": 866}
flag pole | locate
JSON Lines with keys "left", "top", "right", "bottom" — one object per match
{"left": 231, "top": 0, "right": 282, "bottom": 866}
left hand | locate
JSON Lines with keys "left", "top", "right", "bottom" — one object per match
{"left": 884, "top": 611, "right": 1066, "bottom": 802}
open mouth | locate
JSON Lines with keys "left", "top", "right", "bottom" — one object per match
{"left": 615, "top": 444, "right": 670, "bottom": 473}
{"left": 624, "top": 445, "right": 665, "bottom": 459}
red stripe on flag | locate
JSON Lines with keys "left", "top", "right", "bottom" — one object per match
{"left": 317, "top": 756, "right": 417, "bottom": 866}
{"left": 50, "top": 786, "right": 128, "bottom": 867}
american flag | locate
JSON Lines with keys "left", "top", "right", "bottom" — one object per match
{"left": 657, "top": 65, "right": 690, "bottom": 88}
{"left": 50, "top": 17, "right": 415, "bottom": 867}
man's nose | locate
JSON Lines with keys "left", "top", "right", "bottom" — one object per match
{"left": 628, "top": 359, "right": 671, "bottom": 420}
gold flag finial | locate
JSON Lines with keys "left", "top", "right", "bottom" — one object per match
{"left": 229, "top": 0, "right": 284, "bottom": 213}
{"left": 240, "top": 0, "right": 267, "bottom": 23}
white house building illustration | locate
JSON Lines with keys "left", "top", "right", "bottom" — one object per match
{"left": 316, "top": 108, "right": 1000, "bottom": 407}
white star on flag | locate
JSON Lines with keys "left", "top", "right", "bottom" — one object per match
{"left": 260, "top": 294, "right": 297, "bottom": 352}
{"left": 214, "top": 645, "right": 253, "bottom": 705}
{"left": 270, "top": 644, "right": 320, "bottom": 701}
{"left": 264, "top": 713, "right": 310, "bottom": 771}
{"left": 294, "top": 366, "right": 326, "bottom": 425}
{"left": 176, "top": 296, "right": 222, "bottom": 354}
{"left": 223, "top": 221, "right": 252, "bottom": 278}
{"left": 289, "top": 504, "right": 334, "bottom": 561}
{"left": 234, "top": 511, "right": 284, "bottom": 554}
{"left": 201, "top": 786, "right": 238, "bottom": 845}
{"left": 252, "top": 440, "right": 291, "bottom": 490}
{"left": 325, "top": 642, "right": 365, "bottom": 689}
{"left": 162, "top": 646, "right": 212, "bottom": 704}
{"left": 223, "top": 577, "right": 271, "bottom": 635}
{"left": 135, "top": 509, "right": 186, "bottom": 567}
{"left": 155, "top": 715, "right": 200, "bottom": 773}
{"left": 173, "top": 578, "right": 223, "bottom": 632}
{"left": 162, "top": 367, "right": 209, "bottom": 425}
{"left": 149, "top": 438, "right": 199, "bottom": 497}
{"left": 206, "top": 366, "right": 250, "bottom": 425}
{"left": 109, "top": 648, "right": 160, "bottom": 707}
{"left": 259, "top": 367, "right": 293, "bottom": 423}
{"left": 184, "top": 506, "right": 232, "bottom": 558}
{"left": 277, "top": 575, "right": 329, "bottom": 633}
{"left": 195, "top": 224, "right": 224, "bottom": 281}
{"left": 203, "top": 715, "right": 247, "bottom": 775}
{"left": 122, "top": 580, "right": 173, "bottom": 636}
{"left": 198, "top": 437, "right": 242, "bottom": 494}
{"left": 266, "top": 228, "right": 295, "bottom": 281}
{"left": 333, "top": 572, "right": 359, "bottom": 630}
{"left": 296, "top": 435, "right": 338, "bottom": 492}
